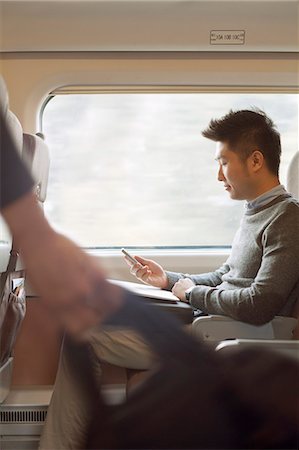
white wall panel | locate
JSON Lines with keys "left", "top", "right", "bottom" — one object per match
{"left": 1, "top": 1, "right": 298, "bottom": 52}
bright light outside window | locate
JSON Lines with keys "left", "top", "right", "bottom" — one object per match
{"left": 42, "top": 92, "right": 298, "bottom": 248}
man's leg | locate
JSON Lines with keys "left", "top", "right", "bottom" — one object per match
{"left": 39, "top": 326, "right": 153, "bottom": 450}
{"left": 89, "top": 326, "right": 153, "bottom": 369}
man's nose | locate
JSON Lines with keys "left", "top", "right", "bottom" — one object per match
{"left": 218, "top": 166, "right": 225, "bottom": 182}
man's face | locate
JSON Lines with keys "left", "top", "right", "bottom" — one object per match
{"left": 215, "top": 142, "right": 256, "bottom": 201}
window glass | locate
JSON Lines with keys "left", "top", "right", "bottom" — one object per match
{"left": 42, "top": 92, "right": 298, "bottom": 248}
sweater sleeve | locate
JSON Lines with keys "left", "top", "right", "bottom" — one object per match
{"left": 0, "top": 112, "right": 34, "bottom": 209}
{"left": 188, "top": 205, "right": 299, "bottom": 325}
{"left": 166, "top": 263, "right": 230, "bottom": 289}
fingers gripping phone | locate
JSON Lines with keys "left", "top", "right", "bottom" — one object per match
{"left": 121, "top": 248, "right": 139, "bottom": 266}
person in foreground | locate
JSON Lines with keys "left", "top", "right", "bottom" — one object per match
{"left": 40, "top": 108, "right": 299, "bottom": 449}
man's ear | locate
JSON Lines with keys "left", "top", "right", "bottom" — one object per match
{"left": 250, "top": 150, "right": 264, "bottom": 172}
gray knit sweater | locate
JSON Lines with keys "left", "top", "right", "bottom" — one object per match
{"left": 166, "top": 195, "right": 299, "bottom": 325}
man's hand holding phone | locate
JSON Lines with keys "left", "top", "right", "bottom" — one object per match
{"left": 121, "top": 248, "right": 168, "bottom": 289}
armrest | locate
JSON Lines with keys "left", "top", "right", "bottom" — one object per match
{"left": 215, "top": 339, "right": 299, "bottom": 361}
{"left": 191, "top": 315, "right": 297, "bottom": 342}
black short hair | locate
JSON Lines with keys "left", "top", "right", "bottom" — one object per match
{"left": 202, "top": 108, "right": 281, "bottom": 176}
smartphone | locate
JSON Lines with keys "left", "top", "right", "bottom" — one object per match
{"left": 121, "top": 248, "right": 139, "bottom": 265}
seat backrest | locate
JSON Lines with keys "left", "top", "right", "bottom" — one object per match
{"left": 0, "top": 109, "right": 50, "bottom": 402}
{"left": 0, "top": 109, "right": 26, "bottom": 402}
{"left": 286, "top": 151, "right": 299, "bottom": 200}
{"left": 0, "top": 110, "right": 24, "bottom": 272}
{"left": 290, "top": 282, "right": 299, "bottom": 339}
{"left": 286, "top": 152, "right": 299, "bottom": 337}
{"left": 6, "top": 110, "right": 23, "bottom": 157}
{"left": 0, "top": 76, "right": 9, "bottom": 117}
{"left": 22, "top": 133, "right": 50, "bottom": 204}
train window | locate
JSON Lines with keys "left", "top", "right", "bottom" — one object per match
{"left": 42, "top": 91, "right": 298, "bottom": 249}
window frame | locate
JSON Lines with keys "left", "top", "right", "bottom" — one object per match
{"left": 40, "top": 85, "right": 299, "bottom": 253}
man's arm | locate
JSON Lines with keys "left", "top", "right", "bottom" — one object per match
{"left": 185, "top": 208, "right": 299, "bottom": 325}
{"left": 166, "top": 264, "right": 230, "bottom": 290}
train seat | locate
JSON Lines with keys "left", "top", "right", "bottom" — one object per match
{"left": 6, "top": 110, "right": 23, "bottom": 156}
{"left": 0, "top": 110, "right": 25, "bottom": 404}
{"left": 286, "top": 150, "right": 299, "bottom": 199}
{"left": 22, "top": 133, "right": 50, "bottom": 204}
{"left": 215, "top": 339, "right": 299, "bottom": 360}
{"left": 0, "top": 76, "right": 9, "bottom": 117}
{"left": 191, "top": 313, "right": 298, "bottom": 345}
{"left": 0, "top": 117, "right": 50, "bottom": 404}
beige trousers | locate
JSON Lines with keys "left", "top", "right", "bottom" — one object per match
{"left": 39, "top": 326, "right": 153, "bottom": 450}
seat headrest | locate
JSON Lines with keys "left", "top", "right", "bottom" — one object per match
{"left": 0, "top": 76, "right": 9, "bottom": 118}
{"left": 22, "top": 133, "right": 50, "bottom": 203}
{"left": 0, "top": 77, "right": 22, "bottom": 155}
{"left": 6, "top": 110, "right": 23, "bottom": 156}
{"left": 286, "top": 151, "right": 299, "bottom": 200}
